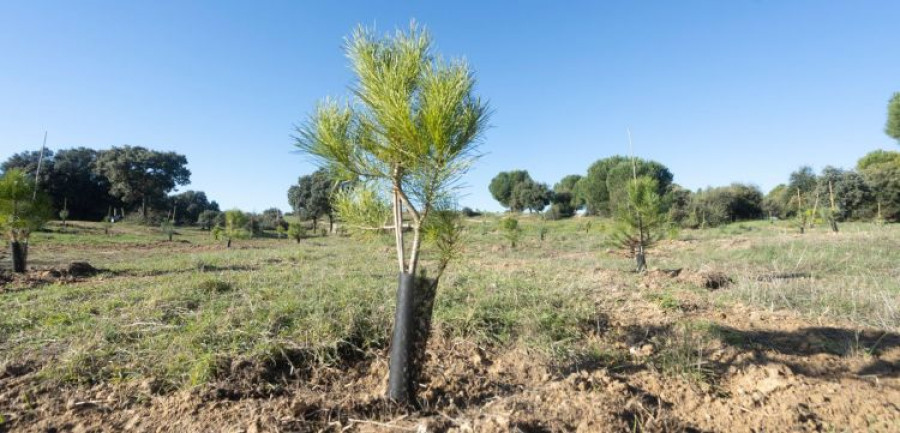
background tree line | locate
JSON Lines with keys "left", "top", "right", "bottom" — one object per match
{"left": 489, "top": 149, "right": 900, "bottom": 226}
{"left": 0, "top": 145, "right": 220, "bottom": 225}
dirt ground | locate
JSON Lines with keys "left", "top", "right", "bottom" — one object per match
{"left": 2, "top": 280, "right": 898, "bottom": 433}
{"left": 2, "top": 222, "right": 899, "bottom": 432}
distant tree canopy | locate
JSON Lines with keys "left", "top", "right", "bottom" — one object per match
{"left": 576, "top": 156, "right": 629, "bottom": 216}
{"left": 552, "top": 174, "right": 584, "bottom": 215}
{"left": 287, "top": 168, "right": 333, "bottom": 230}
{"left": 94, "top": 146, "right": 191, "bottom": 218}
{"left": 489, "top": 170, "right": 551, "bottom": 213}
{"left": 51, "top": 148, "right": 120, "bottom": 220}
{"left": 547, "top": 192, "right": 576, "bottom": 219}
{"left": 0, "top": 149, "right": 55, "bottom": 189}
{"left": 1, "top": 147, "right": 119, "bottom": 220}
{"left": 679, "top": 183, "right": 763, "bottom": 228}
{"left": 1, "top": 145, "right": 218, "bottom": 224}
{"left": 555, "top": 175, "right": 582, "bottom": 195}
{"left": 511, "top": 179, "right": 552, "bottom": 213}
{"left": 857, "top": 150, "right": 900, "bottom": 221}
{"left": 886, "top": 92, "right": 900, "bottom": 143}
{"left": 814, "top": 166, "right": 874, "bottom": 221}
{"left": 167, "top": 190, "right": 219, "bottom": 225}
{"left": 576, "top": 156, "right": 673, "bottom": 216}
{"left": 787, "top": 166, "right": 817, "bottom": 197}
{"left": 763, "top": 184, "right": 792, "bottom": 219}
{"left": 489, "top": 170, "right": 532, "bottom": 211}
{"left": 259, "top": 207, "right": 286, "bottom": 231}
{"left": 196, "top": 209, "right": 221, "bottom": 230}
{"left": 856, "top": 149, "right": 900, "bottom": 171}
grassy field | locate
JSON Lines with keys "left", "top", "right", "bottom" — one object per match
{"left": 1, "top": 217, "right": 899, "bottom": 431}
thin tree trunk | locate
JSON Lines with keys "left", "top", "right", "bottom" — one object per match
{"left": 407, "top": 227, "right": 423, "bottom": 276}
{"left": 395, "top": 186, "right": 424, "bottom": 276}
{"left": 392, "top": 181, "right": 405, "bottom": 274}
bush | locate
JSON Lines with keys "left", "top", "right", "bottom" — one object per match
{"left": 197, "top": 210, "right": 221, "bottom": 230}
{"left": 195, "top": 279, "right": 232, "bottom": 294}
{"left": 461, "top": 207, "right": 481, "bottom": 217}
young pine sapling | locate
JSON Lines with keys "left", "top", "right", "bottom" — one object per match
{"left": 500, "top": 217, "right": 522, "bottom": 248}
{"left": 610, "top": 176, "right": 668, "bottom": 273}
{"left": 59, "top": 198, "right": 69, "bottom": 230}
{"left": 223, "top": 209, "right": 250, "bottom": 248}
{"left": 287, "top": 221, "right": 306, "bottom": 243}
{"left": 160, "top": 220, "right": 175, "bottom": 242}
{"left": 0, "top": 169, "right": 52, "bottom": 272}
{"left": 538, "top": 220, "right": 549, "bottom": 243}
{"left": 294, "top": 24, "right": 489, "bottom": 404}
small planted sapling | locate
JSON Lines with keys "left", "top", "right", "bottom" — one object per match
{"left": 160, "top": 220, "right": 175, "bottom": 242}
{"left": 795, "top": 189, "right": 807, "bottom": 234}
{"left": 0, "top": 169, "right": 52, "bottom": 272}
{"left": 211, "top": 225, "right": 223, "bottom": 240}
{"left": 500, "top": 217, "right": 521, "bottom": 248}
{"left": 101, "top": 212, "right": 113, "bottom": 235}
{"left": 294, "top": 23, "right": 489, "bottom": 404}
{"left": 223, "top": 209, "right": 250, "bottom": 248}
{"left": 287, "top": 221, "right": 306, "bottom": 243}
{"left": 538, "top": 220, "right": 549, "bottom": 243}
{"left": 609, "top": 176, "right": 668, "bottom": 273}
{"left": 59, "top": 198, "right": 69, "bottom": 230}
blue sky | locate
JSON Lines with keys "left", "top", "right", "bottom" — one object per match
{"left": 1, "top": 1, "right": 898, "bottom": 212}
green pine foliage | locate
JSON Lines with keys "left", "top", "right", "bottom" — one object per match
{"left": 609, "top": 176, "right": 669, "bottom": 271}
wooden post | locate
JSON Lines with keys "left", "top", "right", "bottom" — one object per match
{"left": 828, "top": 182, "right": 838, "bottom": 233}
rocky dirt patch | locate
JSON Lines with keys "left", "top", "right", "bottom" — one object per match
{"left": 0, "top": 262, "right": 105, "bottom": 293}
{"left": 644, "top": 268, "right": 733, "bottom": 291}
{"left": 3, "top": 310, "right": 898, "bottom": 433}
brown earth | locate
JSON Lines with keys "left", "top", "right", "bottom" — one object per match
{"left": 2, "top": 285, "right": 898, "bottom": 433}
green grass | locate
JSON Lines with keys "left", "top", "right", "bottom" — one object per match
{"left": 1, "top": 217, "right": 898, "bottom": 391}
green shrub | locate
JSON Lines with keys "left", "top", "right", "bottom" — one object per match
{"left": 195, "top": 279, "right": 232, "bottom": 294}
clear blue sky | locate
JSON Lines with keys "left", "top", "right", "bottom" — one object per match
{"left": 1, "top": 1, "right": 898, "bottom": 212}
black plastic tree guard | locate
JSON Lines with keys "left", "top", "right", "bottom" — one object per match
{"left": 11, "top": 241, "right": 26, "bottom": 273}
{"left": 388, "top": 272, "right": 416, "bottom": 402}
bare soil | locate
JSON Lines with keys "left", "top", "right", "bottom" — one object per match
{"left": 2, "top": 286, "right": 897, "bottom": 433}
{"left": 2, "top": 225, "right": 898, "bottom": 432}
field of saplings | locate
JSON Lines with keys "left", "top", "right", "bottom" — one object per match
{"left": 1, "top": 217, "right": 898, "bottom": 432}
